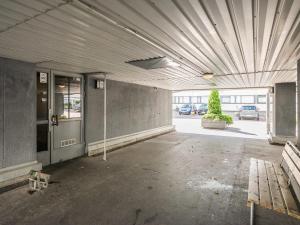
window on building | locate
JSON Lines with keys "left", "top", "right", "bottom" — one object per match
{"left": 197, "top": 96, "right": 201, "bottom": 103}
{"left": 178, "top": 97, "right": 183, "bottom": 103}
{"left": 231, "top": 96, "right": 235, "bottom": 103}
{"left": 183, "top": 96, "right": 190, "bottom": 103}
{"left": 236, "top": 96, "right": 241, "bottom": 103}
{"left": 191, "top": 96, "right": 197, "bottom": 103}
{"left": 257, "top": 95, "right": 266, "bottom": 104}
{"left": 201, "top": 96, "right": 208, "bottom": 103}
{"left": 241, "top": 95, "right": 255, "bottom": 104}
{"left": 221, "top": 96, "right": 231, "bottom": 103}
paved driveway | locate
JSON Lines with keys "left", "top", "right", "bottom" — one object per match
{"left": 173, "top": 118, "right": 267, "bottom": 139}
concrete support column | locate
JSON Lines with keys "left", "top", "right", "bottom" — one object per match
{"left": 297, "top": 59, "right": 300, "bottom": 146}
{"left": 268, "top": 82, "right": 296, "bottom": 144}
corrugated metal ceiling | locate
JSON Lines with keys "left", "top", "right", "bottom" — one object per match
{"left": 0, "top": 0, "right": 299, "bottom": 90}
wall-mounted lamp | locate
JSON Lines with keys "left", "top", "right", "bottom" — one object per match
{"left": 202, "top": 73, "right": 214, "bottom": 80}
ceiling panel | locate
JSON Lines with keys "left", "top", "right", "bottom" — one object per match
{"left": 0, "top": 0, "right": 298, "bottom": 90}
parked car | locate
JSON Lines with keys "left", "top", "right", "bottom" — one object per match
{"left": 73, "top": 103, "right": 81, "bottom": 112}
{"left": 238, "top": 105, "right": 259, "bottom": 120}
{"left": 198, "top": 103, "right": 208, "bottom": 115}
{"left": 179, "top": 104, "right": 196, "bottom": 115}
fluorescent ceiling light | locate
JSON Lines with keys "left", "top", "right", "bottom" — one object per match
{"left": 202, "top": 73, "right": 214, "bottom": 80}
{"left": 167, "top": 60, "right": 180, "bottom": 67}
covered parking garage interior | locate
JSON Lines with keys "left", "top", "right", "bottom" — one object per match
{"left": 0, "top": 0, "right": 299, "bottom": 224}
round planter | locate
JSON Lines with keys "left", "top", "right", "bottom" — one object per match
{"left": 201, "top": 118, "right": 227, "bottom": 129}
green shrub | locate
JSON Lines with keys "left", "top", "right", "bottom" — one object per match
{"left": 203, "top": 89, "right": 233, "bottom": 125}
{"left": 208, "top": 89, "right": 222, "bottom": 114}
{"left": 202, "top": 113, "right": 233, "bottom": 124}
{"left": 203, "top": 113, "right": 233, "bottom": 125}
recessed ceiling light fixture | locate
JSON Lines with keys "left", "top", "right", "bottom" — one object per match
{"left": 202, "top": 73, "right": 214, "bottom": 80}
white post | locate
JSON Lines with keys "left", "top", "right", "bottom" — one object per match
{"left": 103, "top": 74, "right": 107, "bottom": 161}
{"left": 266, "top": 91, "right": 270, "bottom": 134}
{"left": 250, "top": 201, "right": 255, "bottom": 225}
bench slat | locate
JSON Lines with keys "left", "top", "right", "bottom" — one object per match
{"left": 265, "top": 161, "right": 286, "bottom": 213}
{"left": 273, "top": 164, "right": 300, "bottom": 219}
{"left": 282, "top": 151, "right": 300, "bottom": 186}
{"left": 284, "top": 143, "right": 300, "bottom": 171}
{"left": 284, "top": 143, "right": 300, "bottom": 169}
{"left": 248, "top": 158, "right": 259, "bottom": 205}
{"left": 258, "top": 159, "right": 272, "bottom": 209}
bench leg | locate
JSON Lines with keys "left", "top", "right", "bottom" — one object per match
{"left": 250, "top": 201, "right": 255, "bottom": 225}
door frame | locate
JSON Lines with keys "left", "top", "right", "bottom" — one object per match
{"left": 36, "top": 68, "right": 85, "bottom": 166}
{"left": 36, "top": 68, "right": 51, "bottom": 166}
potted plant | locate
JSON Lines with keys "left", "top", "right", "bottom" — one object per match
{"left": 201, "top": 89, "right": 233, "bottom": 129}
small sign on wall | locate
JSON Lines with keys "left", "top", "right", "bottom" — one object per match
{"left": 95, "top": 79, "right": 104, "bottom": 89}
{"left": 40, "top": 72, "right": 48, "bottom": 83}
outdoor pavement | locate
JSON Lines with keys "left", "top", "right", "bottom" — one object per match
{"left": 173, "top": 118, "right": 267, "bottom": 139}
{"left": 0, "top": 131, "right": 298, "bottom": 225}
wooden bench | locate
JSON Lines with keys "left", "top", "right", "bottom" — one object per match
{"left": 247, "top": 141, "right": 300, "bottom": 222}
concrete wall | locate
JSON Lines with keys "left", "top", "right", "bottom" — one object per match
{"left": 85, "top": 77, "right": 172, "bottom": 144}
{"left": 0, "top": 57, "right": 36, "bottom": 168}
{"left": 0, "top": 59, "right": 3, "bottom": 168}
{"left": 274, "top": 82, "right": 296, "bottom": 136}
{"left": 297, "top": 59, "right": 300, "bottom": 146}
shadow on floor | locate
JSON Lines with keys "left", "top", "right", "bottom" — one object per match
{"left": 224, "top": 127, "right": 257, "bottom": 136}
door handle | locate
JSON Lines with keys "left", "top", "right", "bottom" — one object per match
{"left": 51, "top": 115, "right": 59, "bottom": 126}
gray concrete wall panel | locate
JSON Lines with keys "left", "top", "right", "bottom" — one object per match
{"left": 0, "top": 57, "right": 36, "bottom": 168}
{"left": 274, "top": 82, "right": 296, "bottom": 136}
{"left": 85, "top": 77, "right": 104, "bottom": 143}
{"left": 0, "top": 59, "right": 3, "bottom": 168}
{"left": 85, "top": 78, "right": 172, "bottom": 144}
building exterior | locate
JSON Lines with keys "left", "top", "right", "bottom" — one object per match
{"left": 173, "top": 89, "right": 268, "bottom": 114}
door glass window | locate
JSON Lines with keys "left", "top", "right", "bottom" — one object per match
{"left": 55, "top": 76, "right": 81, "bottom": 119}
{"left": 37, "top": 124, "right": 48, "bottom": 152}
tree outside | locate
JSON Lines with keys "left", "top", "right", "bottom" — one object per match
{"left": 203, "top": 89, "right": 233, "bottom": 124}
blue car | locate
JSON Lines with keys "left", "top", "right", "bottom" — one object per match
{"left": 179, "top": 104, "right": 195, "bottom": 115}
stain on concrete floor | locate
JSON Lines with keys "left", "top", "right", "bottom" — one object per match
{"left": 0, "top": 132, "right": 299, "bottom": 225}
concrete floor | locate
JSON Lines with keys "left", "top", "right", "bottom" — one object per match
{"left": 174, "top": 118, "right": 267, "bottom": 139}
{"left": 0, "top": 132, "right": 299, "bottom": 225}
